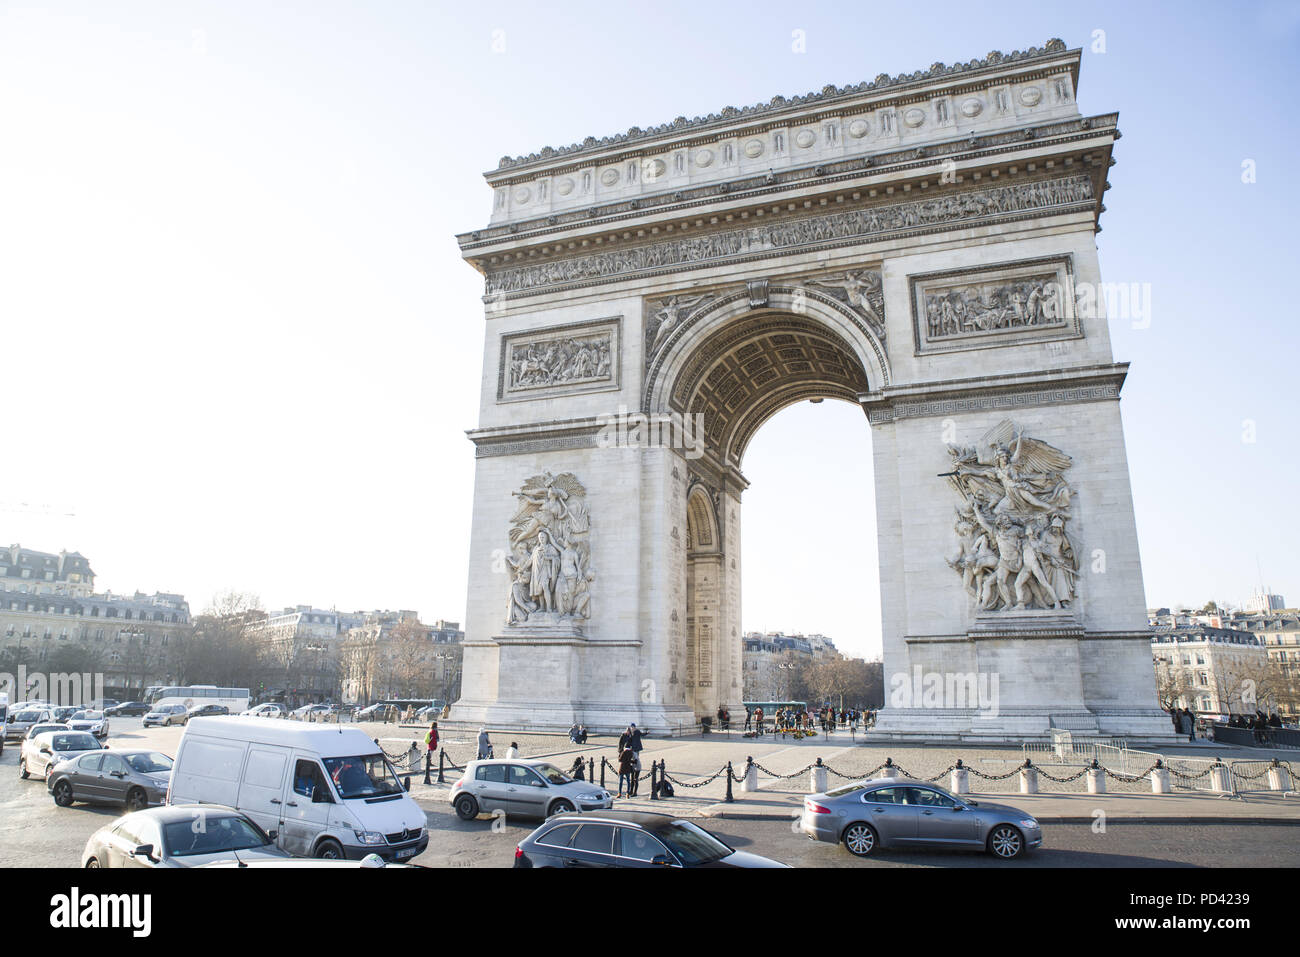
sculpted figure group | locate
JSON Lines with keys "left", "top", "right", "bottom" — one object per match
{"left": 944, "top": 420, "right": 1079, "bottom": 612}
{"left": 506, "top": 471, "right": 594, "bottom": 626}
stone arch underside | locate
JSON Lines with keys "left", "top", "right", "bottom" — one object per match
{"left": 668, "top": 310, "right": 873, "bottom": 468}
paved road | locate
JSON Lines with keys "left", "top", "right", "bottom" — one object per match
{"left": 4, "top": 721, "right": 1295, "bottom": 868}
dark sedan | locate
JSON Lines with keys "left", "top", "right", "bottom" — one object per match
{"left": 515, "top": 810, "right": 789, "bottom": 868}
{"left": 185, "top": 704, "right": 229, "bottom": 720}
{"left": 106, "top": 701, "right": 152, "bottom": 717}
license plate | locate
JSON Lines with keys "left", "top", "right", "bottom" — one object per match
{"left": 396, "top": 846, "right": 417, "bottom": 859}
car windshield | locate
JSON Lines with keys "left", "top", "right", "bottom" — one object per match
{"left": 127, "top": 752, "right": 173, "bottom": 774}
{"left": 73, "top": 711, "right": 103, "bottom": 720}
{"left": 163, "top": 815, "right": 271, "bottom": 857}
{"left": 654, "top": 820, "right": 732, "bottom": 865}
{"left": 52, "top": 733, "right": 99, "bottom": 751}
{"left": 15, "top": 711, "right": 42, "bottom": 721}
{"left": 322, "top": 754, "right": 403, "bottom": 799}
{"left": 533, "top": 764, "right": 572, "bottom": 785}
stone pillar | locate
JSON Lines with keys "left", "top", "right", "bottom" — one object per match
{"left": 1087, "top": 765, "right": 1106, "bottom": 794}
{"left": 1210, "top": 764, "right": 1232, "bottom": 794}
{"left": 1150, "top": 766, "right": 1170, "bottom": 794}
{"left": 810, "top": 763, "right": 828, "bottom": 795}
{"left": 1020, "top": 766, "right": 1039, "bottom": 794}
{"left": 950, "top": 766, "right": 969, "bottom": 795}
{"left": 740, "top": 759, "right": 758, "bottom": 793}
{"left": 1268, "top": 765, "right": 1292, "bottom": 792}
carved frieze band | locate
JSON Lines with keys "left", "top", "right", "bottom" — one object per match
{"left": 866, "top": 383, "right": 1120, "bottom": 425}
{"left": 484, "top": 174, "right": 1093, "bottom": 297}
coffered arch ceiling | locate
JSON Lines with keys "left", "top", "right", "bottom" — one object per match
{"left": 672, "top": 311, "right": 871, "bottom": 467}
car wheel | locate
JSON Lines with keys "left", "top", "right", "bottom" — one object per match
{"left": 84, "top": 857, "right": 100, "bottom": 868}
{"left": 53, "top": 781, "right": 74, "bottom": 807}
{"left": 842, "top": 822, "right": 878, "bottom": 857}
{"left": 126, "top": 787, "right": 148, "bottom": 811}
{"left": 548, "top": 799, "right": 575, "bottom": 817}
{"left": 987, "top": 824, "right": 1024, "bottom": 860}
{"left": 315, "top": 838, "right": 344, "bottom": 860}
{"left": 44, "top": 761, "right": 55, "bottom": 781}
{"left": 19, "top": 759, "right": 28, "bottom": 779}
{"left": 454, "top": 794, "right": 480, "bottom": 820}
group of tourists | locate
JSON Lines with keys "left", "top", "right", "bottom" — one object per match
{"left": 740, "top": 706, "right": 878, "bottom": 734}
{"left": 1227, "top": 710, "right": 1285, "bottom": 744}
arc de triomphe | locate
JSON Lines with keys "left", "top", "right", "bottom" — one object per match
{"left": 449, "top": 39, "right": 1173, "bottom": 740}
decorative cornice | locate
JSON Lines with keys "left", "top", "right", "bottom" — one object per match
{"left": 485, "top": 173, "right": 1093, "bottom": 299}
{"left": 493, "top": 40, "right": 1071, "bottom": 171}
{"left": 862, "top": 362, "right": 1128, "bottom": 424}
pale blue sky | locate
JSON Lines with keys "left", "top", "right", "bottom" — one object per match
{"left": 2, "top": 1, "right": 1296, "bottom": 659}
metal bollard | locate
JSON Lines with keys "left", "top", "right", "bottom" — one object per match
{"left": 810, "top": 756, "right": 827, "bottom": 795}
{"left": 1087, "top": 758, "right": 1106, "bottom": 794}
{"left": 649, "top": 760, "right": 658, "bottom": 801}
{"left": 437, "top": 748, "right": 446, "bottom": 784}
{"left": 600, "top": 756, "right": 607, "bottom": 790}
{"left": 424, "top": 750, "right": 432, "bottom": 786}
{"left": 725, "top": 761, "right": 734, "bottom": 803}
{"left": 1150, "top": 758, "right": 1169, "bottom": 794}
{"left": 951, "top": 758, "right": 969, "bottom": 795}
{"left": 588, "top": 756, "right": 595, "bottom": 782}
{"left": 1020, "top": 759, "right": 1039, "bottom": 794}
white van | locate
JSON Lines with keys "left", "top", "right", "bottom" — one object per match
{"left": 167, "top": 717, "right": 429, "bottom": 862}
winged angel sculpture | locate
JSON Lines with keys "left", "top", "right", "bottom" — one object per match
{"left": 506, "top": 471, "right": 594, "bottom": 626}
{"left": 942, "top": 420, "right": 1079, "bottom": 612}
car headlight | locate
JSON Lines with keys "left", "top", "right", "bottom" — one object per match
{"left": 354, "top": 830, "right": 385, "bottom": 845}
{"left": 1019, "top": 819, "right": 1039, "bottom": 829}
{"left": 578, "top": 792, "right": 606, "bottom": 802}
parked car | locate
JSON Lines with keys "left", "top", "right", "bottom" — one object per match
{"left": 799, "top": 776, "right": 1043, "bottom": 859}
{"left": 143, "top": 704, "right": 189, "bottom": 728}
{"left": 106, "top": 701, "right": 152, "bottom": 717}
{"left": 185, "top": 704, "right": 230, "bottom": 720}
{"left": 81, "top": 805, "right": 292, "bottom": 868}
{"left": 240, "top": 703, "right": 287, "bottom": 718}
{"left": 515, "top": 810, "right": 789, "bottom": 868}
{"left": 67, "top": 710, "right": 110, "bottom": 740}
{"left": 167, "top": 717, "right": 428, "bottom": 862}
{"left": 354, "top": 703, "right": 391, "bottom": 721}
{"left": 49, "top": 747, "right": 174, "bottom": 811}
{"left": 450, "top": 759, "right": 613, "bottom": 821}
{"left": 21, "top": 730, "right": 103, "bottom": 780}
{"left": 5, "top": 707, "right": 53, "bottom": 741}
{"left": 289, "top": 703, "right": 332, "bottom": 720}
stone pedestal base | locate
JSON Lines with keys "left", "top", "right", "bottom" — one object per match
{"left": 869, "top": 707, "right": 1185, "bottom": 744}
{"left": 448, "top": 629, "right": 697, "bottom": 734}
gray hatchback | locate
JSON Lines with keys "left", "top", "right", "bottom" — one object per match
{"left": 48, "top": 747, "right": 173, "bottom": 811}
{"left": 451, "top": 759, "right": 612, "bottom": 820}
{"left": 800, "top": 776, "right": 1043, "bottom": 859}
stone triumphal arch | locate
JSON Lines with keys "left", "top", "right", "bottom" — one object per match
{"left": 450, "top": 39, "right": 1174, "bottom": 740}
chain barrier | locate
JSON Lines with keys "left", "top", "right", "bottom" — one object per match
{"left": 965, "top": 765, "right": 1023, "bottom": 781}
{"left": 1101, "top": 763, "right": 1160, "bottom": 784}
{"left": 662, "top": 768, "right": 728, "bottom": 789}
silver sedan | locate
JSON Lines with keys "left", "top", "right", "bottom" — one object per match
{"left": 800, "top": 776, "right": 1043, "bottom": 859}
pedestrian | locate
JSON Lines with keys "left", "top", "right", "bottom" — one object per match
{"left": 569, "top": 722, "right": 581, "bottom": 743}
{"left": 618, "top": 722, "right": 644, "bottom": 796}
{"left": 615, "top": 746, "right": 636, "bottom": 799}
{"left": 424, "top": 721, "right": 439, "bottom": 756}
{"left": 477, "top": 726, "right": 493, "bottom": 760}
{"left": 577, "top": 723, "right": 588, "bottom": 744}
{"left": 505, "top": 741, "right": 520, "bottom": 758}
{"left": 570, "top": 756, "right": 586, "bottom": 781}
{"left": 754, "top": 707, "right": 765, "bottom": 735}
{"left": 744, "top": 708, "right": 752, "bottom": 732}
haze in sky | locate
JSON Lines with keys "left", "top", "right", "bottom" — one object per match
{"left": 3, "top": 1, "right": 1297, "bottom": 660}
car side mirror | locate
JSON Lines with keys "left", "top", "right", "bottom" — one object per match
{"left": 268, "top": 830, "right": 278, "bottom": 841}
{"left": 952, "top": 805, "right": 964, "bottom": 811}
{"left": 40, "top": 747, "right": 52, "bottom": 755}
{"left": 650, "top": 854, "right": 674, "bottom": 867}
{"left": 403, "top": 777, "right": 411, "bottom": 792}
{"left": 132, "top": 844, "right": 155, "bottom": 862}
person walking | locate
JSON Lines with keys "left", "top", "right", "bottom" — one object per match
{"left": 615, "top": 746, "right": 636, "bottom": 799}
{"left": 754, "top": 707, "right": 765, "bottom": 735}
{"left": 570, "top": 756, "right": 586, "bottom": 781}
{"left": 505, "top": 741, "right": 520, "bottom": 758}
{"left": 477, "top": 727, "right": 493, "bottom": 759}
{"left": 424, "top": 722, "right": 439, "bottom": 762}
{"left": 618, "top": 723, "right": 644, "bottom": 796}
